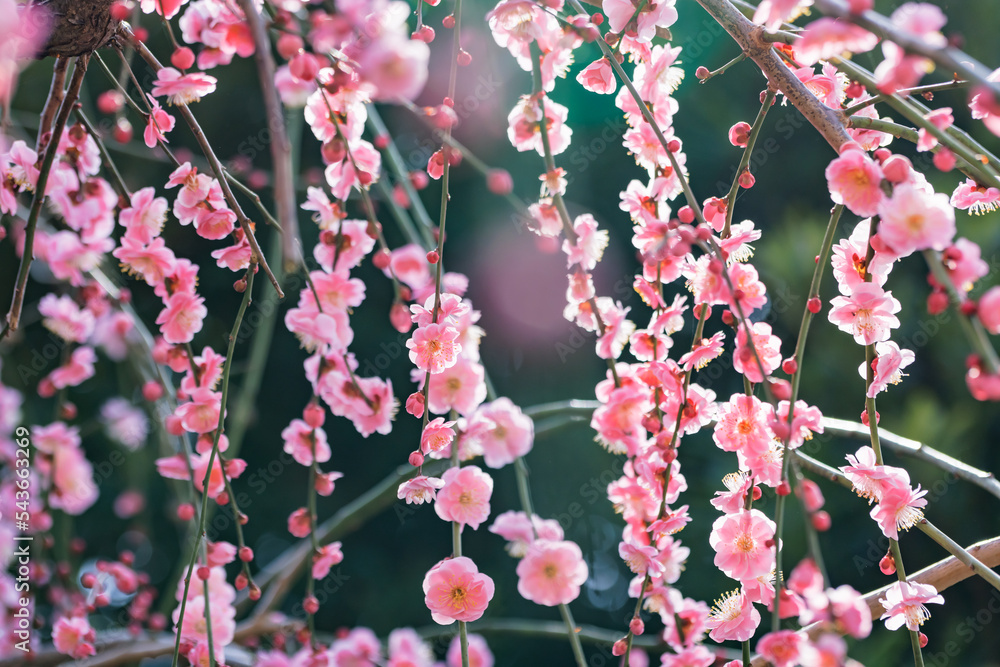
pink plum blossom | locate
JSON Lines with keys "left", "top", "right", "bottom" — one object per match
{"left": 878, "top": 581, "right": 944, "bottom": 631}
{"left": 312, "top": 542, "right": 344, "bottom": 580}
{"left": 859, "top": 341, "right": 916, "bottom": 397}
{"left": 281, "top": 419, "right": 331, "bottom": 466}
{"left": 420, "top": 417, "right": 457, "bottom": 458}
{"left": 157, "top": 292, "right": 207, "bottom": 345}
{"left": 951, "top": 179, "right": 1000, "bottom": 215}
{"left": 434, "top": 465, "right": 494, "bottom": 529}
{"left": 423, "top": 556, "right": 494, "bottom": 624}
{"left": 714, "top": 394, "right": 773, "bottom": 458}
{"left": 144, "top": 94, "right": 175, "bottom": 148}
{"left": 52, "top": 616, "right": 96, "bottom": 659}
{"left": 870, "top": 479, "right": 927, "bottom": 539}
{"left": 755, "top": 630, "right": 808, "bottom": 667}
{"left": 710, "top": 509, "right": 776, "bottom": 581}
{"left": 877, "top": 181, "right": 956, "bottom": 257}
{"left": 489, "top": 511, "right": 564, "bottom": 557}
{"left": 407, "top": 323, "right": 462, "bottom": 374}
{"left": 39, "top": 294, "right": 95, "bottom": 343}
{"left": 733, "top": 322, "right": 782, "bottom": 383}
{"left": 447, "top": 633, "right": 494, "bottom": 667}
{"left": 825, "top": 148, "right": 885, "bottom": 217}
{"left": 796, "top": 18, "right": 878, "bottom": 66}
{"left": 397, "top": 476, "right": 445, "bottom": 505}
{"left": 706, "top": 589, "right": 760, "bottom": 642}
{"left": 464, "top": 398, "right": 533, "bottom": 468}
{"left": 516, "top": 539, "right": 589, "bottom": 606}
{"left": 151, "top": 67, "right": 218, "bottom": 105}
{"left": 576, "top": 58, "right": 616, "bottom": 94}
{"left": 828, "top": 282, "right": 901, "bottom": 345}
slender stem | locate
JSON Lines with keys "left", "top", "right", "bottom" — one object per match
{"left": 38, "top": 57, "right": 69, "bottom": 150}
{"left": 723, "top": 88, "right": 776, "bottom": 238}
{"left": 772, "top": 203, "right": 843, "bottom": 628}
{"left": 923, "top": 249, "right": 1000, "bottom": 374}
{"left": 366, "top": 104, "right": 436, "bottom": 247}
{"left": 237, "top": 0, "right": 303, "bottom": 272}
{"left": 700, "top": 53, "right": 747, "bottom": 83}
{"left": 841, "top": 80, "right": 969, "bottom": 116}
{"left": 4, "top": 56, "right": 87, "bottom": 337}
{"left": 74, "top": 107, "right": 131, "bottom": 200}
{"left": 171, "top": 262, "right": 257, "bottom": 667}
{"left": 846, "top": 116, "right": 918, "bottom": 143}
{"left": 119, "top": 27, "right": 285, "bottom": 300}
{"left": 559, "top": 603, "right": 587, "bottom": 667}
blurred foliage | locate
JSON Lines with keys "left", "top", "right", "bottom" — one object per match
{"left": 3, "top": 0, "right": 1000, "bottom": 665}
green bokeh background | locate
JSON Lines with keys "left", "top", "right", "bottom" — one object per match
{"left": 3, "top": 0, "right": 1000, "bottom": 665}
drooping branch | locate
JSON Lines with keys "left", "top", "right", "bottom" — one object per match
{"left": 3, "top": 55, "right": 87, "bottom": 337}
{"left": 822, "top": 416, "right": 1000, "bottom": 501}
{"left": 119, "top": 24, "right": 285, "bottom": 300}
{"left": 813, "top": 0, "right": 1000, "bottom": 101}
{"left": 236, "top": 0, "right": 304, "bottom": 274}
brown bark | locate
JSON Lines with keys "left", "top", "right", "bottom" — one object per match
{"left": 32, "top": 0, "right": 117, "bottom": 58}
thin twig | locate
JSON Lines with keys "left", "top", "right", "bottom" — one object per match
{"left": 119, "top": 25, "right": 285, "bottom": 300}
{"left": 691, "top": 0, "right": 852, "bottom": 152}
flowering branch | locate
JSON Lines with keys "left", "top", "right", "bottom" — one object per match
{"left": 791, "top": 450, "right": 1000, "bottom": 593}
{"left": 821, "top": 416, "right": 1000, "bottom": 501}
{"left": 3, "top": 56, "right": 87, "bottom": 338}
{"left": 119, "top": 25, "right": 285, "bottom": 300}
{"left": 692, "top": 0, "right": 852, "bottom": 151}
{"left": 171, "top": 261, "right": 257, "bottom": 667}
{"left": 813, "top": 0, "right": 1000, "bottom": 100}
{"left": 236, "top": 0, "right": 304, "bottom": 274}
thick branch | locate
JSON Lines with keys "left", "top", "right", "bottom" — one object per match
{"left": 749, "top": 536, "right": 1000, "bottom": 666}
{"left": 4, "top": 55, "right": 87, "bottom": 336}
{"left": 0, "top": 609, "right": 291, "bottom": 667}
{"left": 236, "top": 459, "right": 449, "bottom": 616}
{"left": 236, "top": 0, "right": 303, "bottom": 273}
{"left": 693, "top": 0, "right": 851, "bottom": 152}
{"left": 822, "top": 416, "right": 1000, "bottom": 501}
{"left": 814, "top": 0, "right": 1000, "bottom": 101}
